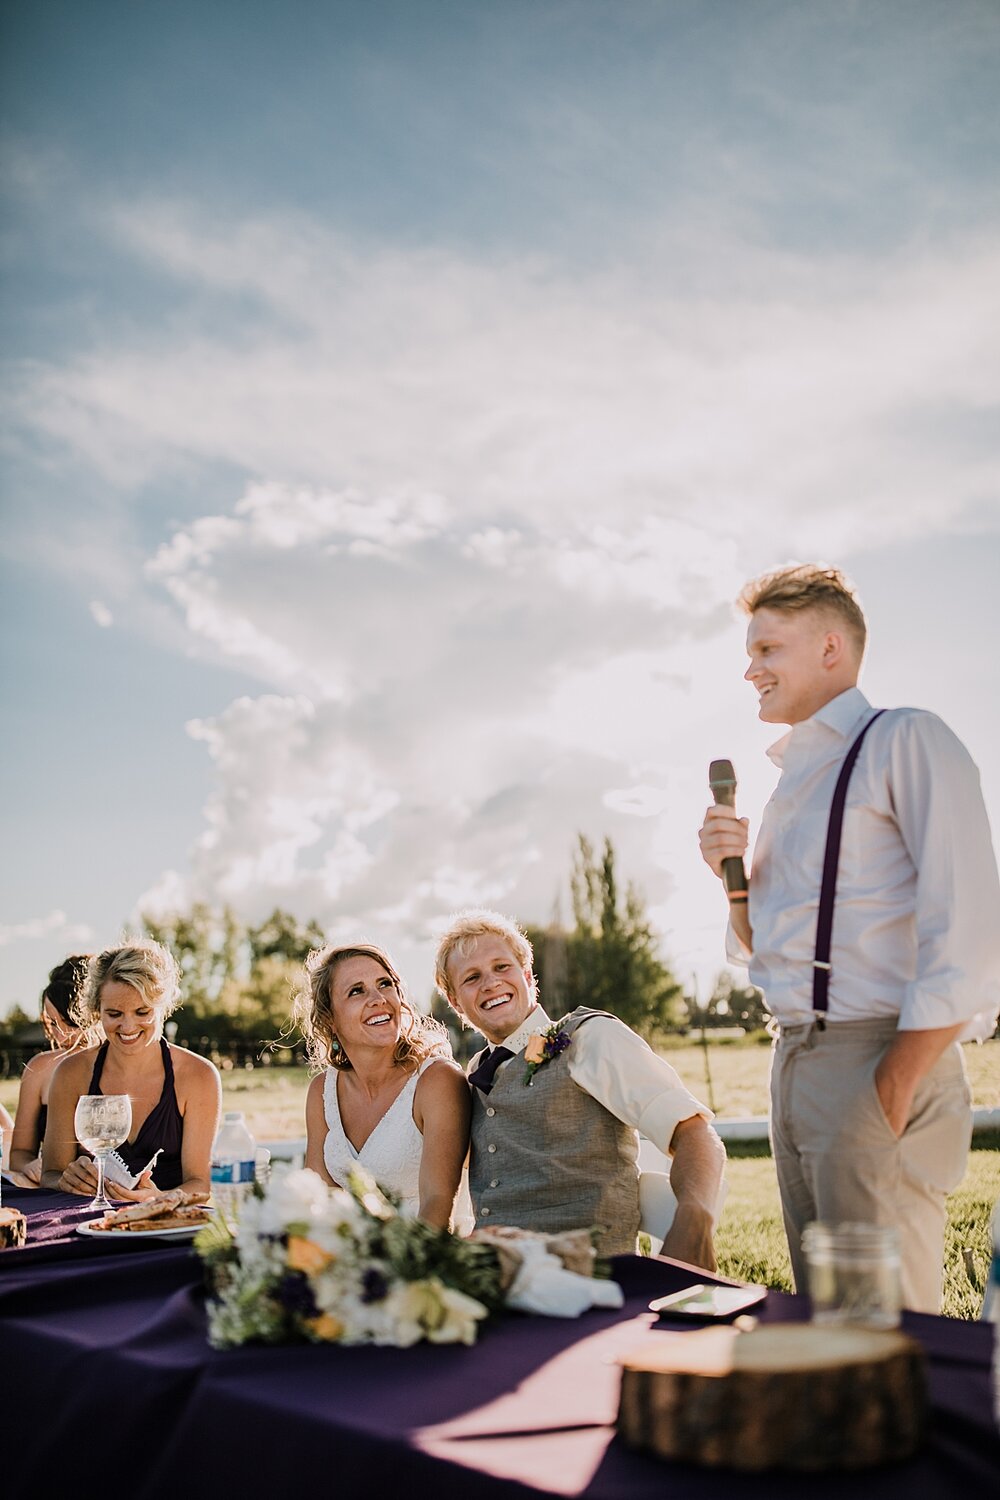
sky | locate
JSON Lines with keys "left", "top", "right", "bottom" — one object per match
{"left": 2, "top": 0, "right": 999, "bottom": 1019}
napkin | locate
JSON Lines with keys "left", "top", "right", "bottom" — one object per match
{"left": 504, "top": 1238, "right": 624, "bottom": 1318}
{"left": 103, "top": 1148, "right": 162, "bottom": 1190}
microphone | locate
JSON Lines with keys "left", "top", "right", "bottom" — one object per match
{"left": 708, "top": 759, "right": 748, "bottom": 902}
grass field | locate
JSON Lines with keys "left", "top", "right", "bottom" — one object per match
{"left": 5, "top": 1039, "right": 997, "bottom": 1317}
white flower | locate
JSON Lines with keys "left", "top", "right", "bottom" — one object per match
{"left": 309, "top": 1197, "right": 368, "bottom": 1256}
{"left": 426, "top": 1283, "right": 489, "bottom": 1345}
{"left": 385, "top": 1278, "right": 487, "bottom": 1346}
{"left": 199, "top": 1161, "right": 498, "bottom": 1350}
{"left": 238, "top": 1165, "right": 329, "bottom": 1240}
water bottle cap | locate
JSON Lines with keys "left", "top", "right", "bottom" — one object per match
{"left": 223, "top": 1111, "right": 245, "bottom": 1123}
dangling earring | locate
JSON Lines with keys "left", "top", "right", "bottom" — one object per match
{"left": 330, "top": 1036, "right": 342, "bottom": 1063}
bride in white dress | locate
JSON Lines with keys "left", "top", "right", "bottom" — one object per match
{"left": 299, "top": 943, "right": 470, "bottom": 1229}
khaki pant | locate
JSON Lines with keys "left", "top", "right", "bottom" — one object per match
{"left": 770, "top": 1017, "right": 972, "bottom": 1313}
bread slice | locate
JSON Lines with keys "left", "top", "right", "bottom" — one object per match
{"left": 92, "top": 1191, "right": 209, "bottom": 1232}
{"left": 101, "top": 1204, "right": 212, "bottom": 1233}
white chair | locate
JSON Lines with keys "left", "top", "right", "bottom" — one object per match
{"left": 637, "top": 1135, "right": 727, "bottom": 1255}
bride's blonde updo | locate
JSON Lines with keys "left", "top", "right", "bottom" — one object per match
{"left": 295, "top": 942, "right": 451, "bottom": 1073}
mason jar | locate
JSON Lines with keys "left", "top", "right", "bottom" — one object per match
{"left": 802, "top": 1221, "right": 901, "bottom": 1330}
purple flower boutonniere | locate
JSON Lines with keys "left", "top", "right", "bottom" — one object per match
{"left": 523, "top": 1025, "right": 571, "bottom": 1085}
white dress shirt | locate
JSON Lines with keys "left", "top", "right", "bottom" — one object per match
{"left": 728, "top": 687, "right": 1000, "bottom": 1039}
{"left": 489, "top": 1006, "right": 712, "bottom": 1155}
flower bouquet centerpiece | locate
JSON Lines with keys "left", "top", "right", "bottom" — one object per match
{"left": 195, "top": 1165, "right": 622, "bottom": 1350}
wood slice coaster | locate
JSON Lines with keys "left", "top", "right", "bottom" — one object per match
{"left": 618, "top": 1323, "right": 926, "bottom": 1471}
{"left": 0, "top": 1206, "right": 28, "bottom": 1249}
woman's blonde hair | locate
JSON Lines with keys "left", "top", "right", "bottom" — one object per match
{"left": 295, "top": 942, "right": 451, "bottom": 1073}
{"left": 81, "top": 939, "right": 181, "bottom": 1023}
{"left": 434, "top": 909, "right": 535, "bottom": 1003}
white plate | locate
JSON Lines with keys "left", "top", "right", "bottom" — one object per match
{"left": 76, "top": 1216, "right": 211, "bottom": 1242}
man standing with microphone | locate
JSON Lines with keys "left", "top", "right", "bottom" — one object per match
{"left": 699, "top": 563, "right": 1000, "bottom": 1312}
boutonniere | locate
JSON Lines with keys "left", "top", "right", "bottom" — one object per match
{"left": 523, "top": 1025, "right": 571, "bottom": 1085}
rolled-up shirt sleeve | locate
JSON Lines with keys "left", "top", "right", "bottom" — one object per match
{"left": 725, "top": 917, "right": 752, "bottom": 966}
{"left": 891, "top": 713, "right": 1000, "bottom": 1034}
{"left": 566, "top": 1016, "right": 713, "bottom": 1156}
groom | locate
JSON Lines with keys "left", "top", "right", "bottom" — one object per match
{"left": 435, "top": 909, "right": 725, "bottom": 1267}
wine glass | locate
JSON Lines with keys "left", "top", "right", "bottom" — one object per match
{"left": 74, "top": 1094, "right": 132, "bottom": 1212}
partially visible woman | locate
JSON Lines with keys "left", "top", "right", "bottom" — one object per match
{"left": 42, "top": 940, "right": 221, "bottom": 1200}
{"left": 8, "top": 955, "right": 95, "bottom": 1185}
{"left": 1, "top": 1101, "right": 14, "bottom": 1169}
{"left": 299, "top": 943, "right": 470, "bottom": 1230}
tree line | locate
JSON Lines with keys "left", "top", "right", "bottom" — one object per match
{"left": 0, "top": 838, "right": 767, "bottom": 1057}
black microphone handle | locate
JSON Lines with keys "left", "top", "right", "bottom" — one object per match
{"left": 708, "top": 760, "right": 748, "bottom": 899}
{"left": 721, "top": 854, "right": 748, "bottom": 898}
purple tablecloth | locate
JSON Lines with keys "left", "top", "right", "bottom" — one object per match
{"left": 2, "top": 1186, "right": 997, "bottom": 1498}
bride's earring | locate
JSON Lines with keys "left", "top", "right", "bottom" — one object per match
{"left": 331, "top": 1036, "right": 342, "bottom": 1057}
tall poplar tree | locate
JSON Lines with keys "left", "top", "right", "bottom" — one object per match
{"left": 527, "top": 835, "right": 684, "bottom": 1040}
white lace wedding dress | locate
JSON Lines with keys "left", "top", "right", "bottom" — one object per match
{"left": 322, "top": 1059, "right": 432, "bottom": 1217}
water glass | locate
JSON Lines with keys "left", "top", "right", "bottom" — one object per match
{"left": 74, "top": 1094, "right": 133, "bottom": 1212}
{"left": 802, "top": 1221, "right": 901, "bottom": 1330}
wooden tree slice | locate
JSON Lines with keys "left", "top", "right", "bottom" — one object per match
{"left": 0, "top": 1206, "right": 27, "bottom": 1249}
{"left": 618, "top": 1323, "right": 926, "bottom": 1471}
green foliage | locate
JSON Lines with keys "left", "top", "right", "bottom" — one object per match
{"left": 193, "top": 1206, "right": 237, "bottom": 1267}
{"left": 248, "top": 909, "right": 325, "bottom": 965}
{"left": 0, "top": 1004, "right": 36, "bottom": 1043}
{"left": 381, "top": 1216, "right": 507, "bottom": 1313}
{"left": 715, "top": 1142, "right": 1000, "bottom": 1319}
{"left": 691, "top": 969, "right": 771, "bottom": 1033}
{"left": 142, "top": 903, "right": 239, "bottom": 1021}
{"left": 527, "top": 835, "right": 685, "bottom": 1040}
{"left": 140, "top": 904, "right": 325, "bottom": 1044}
{"left": 428, "top": 988, "right": 480, "bottom": 1067}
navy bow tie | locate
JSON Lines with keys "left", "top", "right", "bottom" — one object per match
{"left": 468, "top": 1045, "right": 514, "bottom": 1094}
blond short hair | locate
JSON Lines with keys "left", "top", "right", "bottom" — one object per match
{"left": 434, "top": 909, "right": 535, "bottom": 1003}
{"left": 739, "top": 563, "right": 867, "bottom": 658}
{"left": 295, "top": 941, "right": 450, "bottom": 1072}
{"left": 82, "top": 939, "right": 181, "bottom": 1021}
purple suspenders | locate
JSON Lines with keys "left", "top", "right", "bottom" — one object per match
{"left": 812, "top": 710, "right": 887, "bottom": 1026}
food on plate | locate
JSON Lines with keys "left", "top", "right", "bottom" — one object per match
{"left": 0, "top": 1205, "right": 28, "bottom": 1248}
{"left": 90, "top": 1190, "right": 212, "bottom": 1233}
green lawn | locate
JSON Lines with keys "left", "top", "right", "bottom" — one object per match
{"left": 714, "top": 1135, "right": 1000, "bottom": 1320}
{"left": 658, "top": 1034, "right": 1000, "bottom": 1120}
{"left": 5, "top": 1039, "right": 997, "bottom": 1318}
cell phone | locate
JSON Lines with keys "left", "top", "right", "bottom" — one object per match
{"left": 649, "top": 1282, "right": 768, "bottom": 1321}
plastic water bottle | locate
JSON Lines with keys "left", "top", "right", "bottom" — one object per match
{"left": 211, "top": 1111, "right": 257, "bottom": 1218}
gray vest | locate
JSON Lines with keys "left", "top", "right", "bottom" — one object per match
{"left": 469, "top": 1007, "right": 640, "bottom": 1256}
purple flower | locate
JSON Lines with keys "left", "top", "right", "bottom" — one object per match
{"left": 524, "top": 1026, "right": 572, "bottom": 1084}
{"left": 361, "top": 1266, "right": 389, "bottom": 1304}
{"left": 276, "top": 1271, "right": 319, "bottom": 1318}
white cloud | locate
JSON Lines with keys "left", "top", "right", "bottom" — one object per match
{"left": 8, "top": 198, "right": 999, "bottom": 558}
{"left": 0, "top": 910, "right": 94, "bottom": 949}
{"left": 89, "top": 600, "right": 113, "bottom": 627}
{"left": 128, "top": 479, "right": 768, "bottom": 985}
{"left": 10, "top": 193, "right": 1000, "bottom": 996}
{"left": 133, "top": 870, "right": 190, "bottom": 923}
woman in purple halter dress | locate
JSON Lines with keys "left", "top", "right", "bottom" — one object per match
{"left": 41, "top": 940, "right": 222, "bottom": 1202}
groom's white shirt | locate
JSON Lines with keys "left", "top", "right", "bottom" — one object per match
{"left": 482, "top": 1005, "right": 712, "bottom": 1158}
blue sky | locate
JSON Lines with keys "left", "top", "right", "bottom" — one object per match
{"left": 2, "top": 0, "right": 999, "bottom": 1015}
